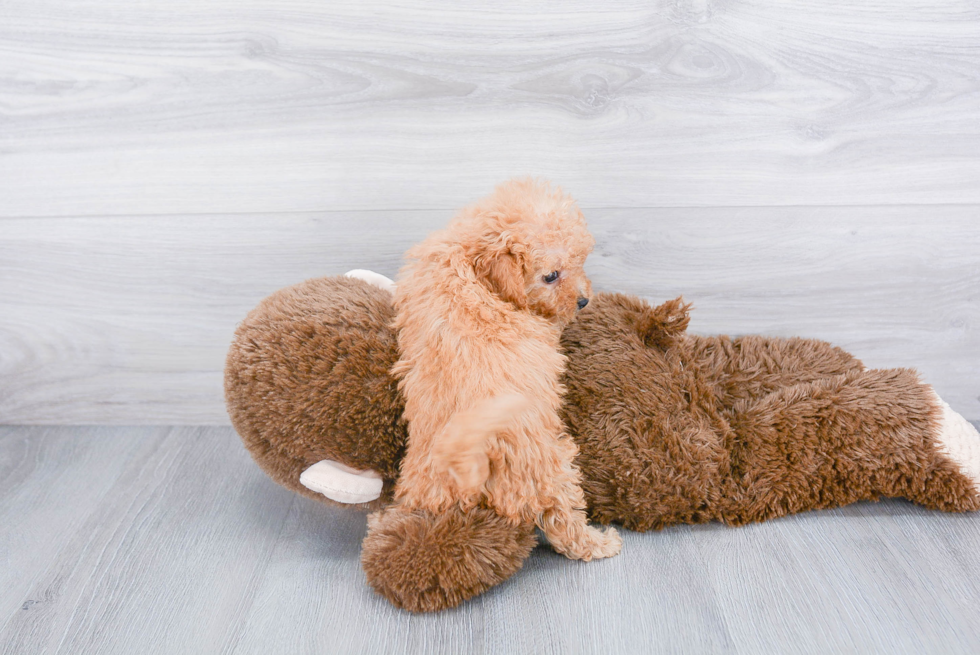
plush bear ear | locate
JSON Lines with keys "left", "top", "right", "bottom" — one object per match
{"left": 636, "top": 296, "right": 692, "bottom": 349}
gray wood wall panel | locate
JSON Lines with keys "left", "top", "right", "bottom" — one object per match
{"left": 1, "top": 207, "right": 977, "bottom": 424}
{"left": 2, "top": 0, "right": 979, "bottom": 216}
{"left": 1, "top": 0, "right": 979, "bottom": 424}
{"left": 4, "top": 426, "right": 980, "bottom": 654}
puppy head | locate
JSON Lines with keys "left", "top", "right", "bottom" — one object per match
{"left": 461, "top": 178, "right": 595, "bottom": 326}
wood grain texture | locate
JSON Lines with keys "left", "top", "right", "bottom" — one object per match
{"left": 4, "top": 425, "right": 980, "bottom": 654}
{"left": 1, "top": 207, "right": 977, "bottom": 424}
{"left": 1, "top": 0, "right": 979, "bottom": 216}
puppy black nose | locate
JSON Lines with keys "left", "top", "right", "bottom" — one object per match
{"left": 577, "top": 297, "right": 589, "bottom": 310}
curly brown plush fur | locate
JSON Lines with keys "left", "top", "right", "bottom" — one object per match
{"left": 560, "top": 293, "right": 980, "bottom": 531}
{"left": 225, "top": 276, "right": 980, "bottom": 612}
{"left": 361, "top": 505, "right": 538, "bottom": 612}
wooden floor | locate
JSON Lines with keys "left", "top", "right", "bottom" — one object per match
{"left": 4, "top": 425, "right": 980, "bottom": 654}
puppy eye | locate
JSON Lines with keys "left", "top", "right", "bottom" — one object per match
{"left": 543, "top": 271, "right": 559, "bottom": 284}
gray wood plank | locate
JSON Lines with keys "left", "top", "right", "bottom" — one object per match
{"left": 1, "top": 0, "right": 979, "bottom": 216}
{"left": 4, "top": 426, "right": 980, "bottom": 654}
{"left": 0, "top": 427, "right": 151, "bottom": 628}
{"left": 693, "top": 504, "right": 980, "bottom": 653}
{"left": 1, "top": 207, "right": 977, "bottom": 424}
{"left": 0, "top": 426, "right": 298, "bottom": 655}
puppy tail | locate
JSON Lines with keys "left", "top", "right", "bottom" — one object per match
{"left": 434, "top": 394, "right": 531, "bottom": 492}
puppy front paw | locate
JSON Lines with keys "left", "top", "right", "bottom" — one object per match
{"left": 579, "top": 526, "right": 623, "bottom": 561}
{"left": 546, "top": 523, "right": 623, "bottom": 561}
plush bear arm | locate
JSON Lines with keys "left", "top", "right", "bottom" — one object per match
{"left": 361, "top": 504, "right": 537, "bottom": 612}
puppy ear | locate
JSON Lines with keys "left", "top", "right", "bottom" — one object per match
{"left": 636, "top": 296, "right": 691, "bottom": 350}
{"left": 475, "top": 248, "right": 527, "bottom": 309}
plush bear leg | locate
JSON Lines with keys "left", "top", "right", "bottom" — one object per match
{"left": 720, "top": 368, "right": 980, "bottom": 525}
{"left": 361, "top": 504, "right": 537, "bottom": 612}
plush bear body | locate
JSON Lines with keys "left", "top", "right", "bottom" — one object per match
{"left": 562, "top": 293, "right": 977, "bottom": 532}
{"left": 226, "top": 276, "right": 980, "bottom": 612}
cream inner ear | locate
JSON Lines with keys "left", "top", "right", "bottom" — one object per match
{"left": 344, "top": 269, "right": 396, "bottom": 294}
{"left": 299, "top": 460, "right": 384, "bottom": 504}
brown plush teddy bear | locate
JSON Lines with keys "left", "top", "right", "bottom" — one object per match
{"left": 225, "top": 272, "right": 980, "bottom": 613}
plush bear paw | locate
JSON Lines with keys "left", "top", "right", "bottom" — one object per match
{"left": 361, "top": 505, "right": 537, "bottom": 612}
{"left": 930, "top": 390, "right": 980, "bottom": 492}
{"left": 299, "top": 460, "right": 383, "bottom": 504}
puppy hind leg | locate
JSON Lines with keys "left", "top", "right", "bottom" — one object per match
{"left": 432, "top": 394, "right": 532, "bottom": 499}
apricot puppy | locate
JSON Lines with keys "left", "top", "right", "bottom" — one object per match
{"left": 389, "top": 178, "right": 621, "bottom": 561}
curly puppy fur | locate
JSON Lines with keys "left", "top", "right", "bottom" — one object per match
{"left": 389, "top": 178, "right": 622, "bottom": 561}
